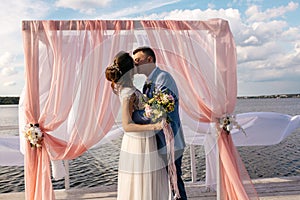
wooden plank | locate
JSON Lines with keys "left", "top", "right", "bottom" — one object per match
{"left": 1, "top": 176, "right": 300, "bottom": 200}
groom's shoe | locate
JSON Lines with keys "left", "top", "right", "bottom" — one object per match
{"left": 173, "top": 193, "right": 187, "bottom": 200}
{"left": 173, "top": 194, "right": 187, "bottom": 200}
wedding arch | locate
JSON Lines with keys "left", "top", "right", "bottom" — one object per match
{"left": 19, "top": 19, "right": 300, "bottom": 200}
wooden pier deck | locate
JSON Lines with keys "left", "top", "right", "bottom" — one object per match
{"left": 0, "top": 176, "right": 299, "bottom": 200}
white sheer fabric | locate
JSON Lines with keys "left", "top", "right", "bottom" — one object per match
{"left": 0, "top": 136, "right": 24, "bottom": 166}
{"left": 12, "top": 19, "right": 300, "bottom": 200}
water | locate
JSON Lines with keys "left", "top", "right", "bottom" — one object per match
{"left": 0, "top": 105, "right": 19, "bottom": 136}
{"left": 233, "top": 98, "right": 300, "bottom": 179}
{"left": 0, "top": 98, "right": 299, "bottom": 193}
{"left": 234, "top": 98, "right": 300, "bottom": 116}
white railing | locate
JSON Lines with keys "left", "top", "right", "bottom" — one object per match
{"left": 190, "top": 145, "right": 197, "bottom": 183}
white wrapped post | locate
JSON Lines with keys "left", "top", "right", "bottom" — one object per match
{"left": 190, "top": 145, "right": 196, "bottom": 183}
{"left": 216, "top": 137, "right": 220, "bottom": 200}
{"left": 64, "top": 160, "right": 70, "bottom": 190}
{"left": 51, "top": 160, "right": 66, "bottom": 180}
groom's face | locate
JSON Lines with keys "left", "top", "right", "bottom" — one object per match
{"left": 133, "top": 51, "right": 152, "bottom": 74}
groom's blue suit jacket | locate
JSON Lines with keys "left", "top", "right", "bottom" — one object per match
{"left": 132, "top": 67, "right": 186, "bottom": 154}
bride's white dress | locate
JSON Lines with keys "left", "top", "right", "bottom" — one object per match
{"left": 117, "top": 87, "right": 169, "bottom": 200}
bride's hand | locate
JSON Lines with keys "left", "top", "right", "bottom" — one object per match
{"left": 153, "top": 118, "right": 167, "bottom": 130}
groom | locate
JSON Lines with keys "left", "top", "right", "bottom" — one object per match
{"left": 132, "top": 46, "right": 187, "bottom": 200}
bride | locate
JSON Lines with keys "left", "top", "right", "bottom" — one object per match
{"left": 105, "top": 51, "right": 170, "bottom": 200}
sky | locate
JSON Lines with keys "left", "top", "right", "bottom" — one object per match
{"left": 0, "top": 0, "right": 299, "bottom": 97}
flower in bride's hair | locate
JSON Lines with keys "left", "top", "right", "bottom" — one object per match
{"left": 109, "top": 64, "right": 122, "bottom": 74}
{"left": 23, "top": 123, "right": 43, "bottom": 148}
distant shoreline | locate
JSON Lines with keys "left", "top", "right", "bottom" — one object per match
{"left": 0, "top": 94, "right": 299, "bottom": 105}
{"left": 237, "top": 93, "right": 300, "bottom": 99}
{"left": 0, "top": 97, "right": 19, "bottom": 105}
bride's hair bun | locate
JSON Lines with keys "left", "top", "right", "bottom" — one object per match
{"left": 114, "top": 51, "right": 134, "bottom": 75}
{"left": 105, "top": 63, "right": 122, "bottom": 83}
{"left": 105, "top": 51, "right": 134, "bottom": 92}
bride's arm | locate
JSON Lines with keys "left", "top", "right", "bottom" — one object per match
{"left": 122, "top": 96, "right": 163, "bottom": 132}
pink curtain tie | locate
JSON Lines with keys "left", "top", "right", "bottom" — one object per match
{"left": 163, "top": 123, "right": 181, "bottom": 199}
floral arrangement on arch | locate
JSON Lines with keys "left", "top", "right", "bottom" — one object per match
{"left": 143, "top": 89, "right": 175, "bottom": 123}
{"left": 219, "top": 114, "right": 246, "bottom": 136}
{"left": 24, "top": 123, "right": 43, "bottom": 148}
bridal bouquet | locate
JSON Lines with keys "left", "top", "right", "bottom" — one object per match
{"left": 24, "top": 123, "right": 43, "bottom": 148}
{"left": 144, "top": 89, "right": 175, "bottom": 123}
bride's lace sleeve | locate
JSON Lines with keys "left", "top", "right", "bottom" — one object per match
{"left": 119, "top": 87, "right": 135, "bottom": 101}
{"left": 131, "top": 90, "right": 146, "bottom": 110}
{"left": 120, "top": 88, "right": 142, "bottom": 113}
{"left": 130, "top": 90, "right": 152, "bottom": 125}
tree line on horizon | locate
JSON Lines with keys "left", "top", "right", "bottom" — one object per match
{"left": 0, "top": 93, "right": 299, "bottom": 105}
{"left": 0, "top": 97, "right": 19, "bottom": 105}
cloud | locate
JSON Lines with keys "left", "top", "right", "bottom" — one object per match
{"left": 238, "top": 52, "right": 300, "bottom": 84}
{"left": 137, "top": 7, "right": 243, "bottom": 34}
{"left": 55, "top": 0, "right": 112, "bottom": 14}
{"left": 3, "top": 81, "right": 16, "bottom": 87}
{"left": 251, "top": 20, "right": 288, "bottom": 39}
{"left": 1, "top": 67, "right": 18, "bottom": 76}
{"left": 0, "top": 1, "right": 50, "bottom": 96}
{"left": 0, "top": 52, "right": 15, "bottom": 68}
{"left": 0, "top": 0, "right": 50, "bottom": 33}
{"left": 0, "top": 52, "right": 18, "bottom": 76}
{"left": 295, "top": 42, "right": 300, "bottom": 53}
{"left": 0, "top": 0, "right": 299, "bottom": 96}
{"left": 208, "top": 3, "right": 215, "bottom": 9}
{"left": 245, "top": 1, "right": 298, "bottom": 22}
{"left": 237, "top": 41, "right": 282, "bottom": 62}
{"left": 282, "top": 27, "right": 300, "bottom": 41}
{"left": 96, "top": 0, "right": 181, "bottom": 19}
{"left": 238, "top": 80, "right": 299, "bottom": 96}
{"left": 56, "top": 0, "right": 112, "bottom": 8}
{"left": 138, "top": 5, "right": 300, "bottom": 87}
{"left": 0, "top": 0, "right": 51, "bottom": 56}
{"left": 243, "top": 35, "right": 259, "bottom": 45}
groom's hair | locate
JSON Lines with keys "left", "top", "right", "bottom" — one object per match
{"left": 133, "top": 46, "right": 156, "bottom": 63}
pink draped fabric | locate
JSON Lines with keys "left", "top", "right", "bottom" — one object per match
{"left": 218, "top": 130, "right": 259, "bottom": 200}
{"left": 163, "top": 123, "right": 180, "bottom": 198}
{"left": 141, "top": 19, "right": 237, "bottom": 120}
{"left": 140, "top": 19, "right": 258, "bottom": 199}
{"left": 22, "top": 20, "right": 135, "bottom": 199}
{"left": 21, "top": 19, "right": 258, "bottom": 199}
